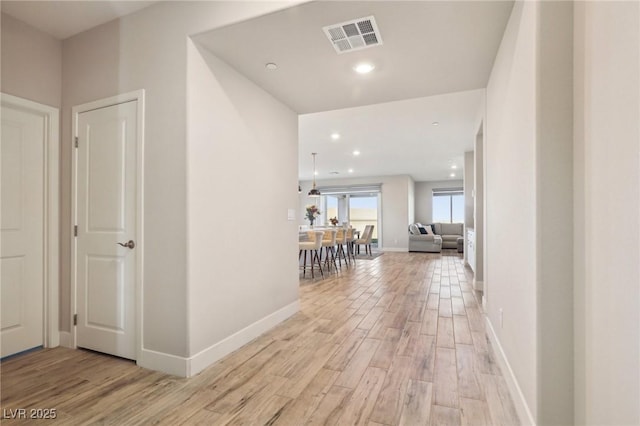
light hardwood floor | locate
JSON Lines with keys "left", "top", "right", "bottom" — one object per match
{"left": 1, "top": 252, "right": 520, "bottom": 425}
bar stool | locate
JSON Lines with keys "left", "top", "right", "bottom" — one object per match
{"left": 299, "top": 231, "right": 324, "bottom": 279}
{"left": 335, "top": 228, "right": 349, "bottom": 268}
{"left": 320, "top": 229, "right": 338, "bottom": 272}
{"left": 345, "top": 227, "right": 356, "bottom": 263}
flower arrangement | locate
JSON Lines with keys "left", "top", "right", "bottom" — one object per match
{"left": 329, "top": 217, "right": 339, "bottom": 226}
{"left": 305, "top": 205, "right": 321, "bottom": 226}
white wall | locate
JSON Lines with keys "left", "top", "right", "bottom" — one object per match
{"left": 474, "top": 130, "right": 485, "bottom": 286}
{"left": 485, "top": 1, "right": 574, "bottom": 424}
{"left": 299, "top": 175, "right": 413, "bottom": 251}
{"left": 463, "top": 151, "right": 474, "bottom": 266}
{"left": 536, "top": 2, "right": 574, "bottom": 424}
{"left": 0, "top": 13, "right": 62, "bottom": 108}
{"left": 186, "top": 41, "right": 299, "bottom": 363}
{"left": 574, "top": 2, "right": 640, "bottom": 424}
{"left": 485, "top": 1, "right": 539, "bottom": 421}
{"left": 414, "top": 180, "right": 464, "bottom": 224}
{"left": 59, "top": 1, "right": 303, "bottom": 365}
{"left": 408, "top": 177, "right": 415, "bottom": 226}
{"left": 463, "top": 151, "right": 474, "bottom": 228}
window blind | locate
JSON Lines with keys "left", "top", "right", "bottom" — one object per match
{"left": 316, "top": 184, "right": 382, "bottom": 195}
{"left": 432, "top": 187, "right": 463, "bottom": 196}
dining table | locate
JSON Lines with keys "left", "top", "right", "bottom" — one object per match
{"left": 298, "top": 227, "right": 360, "bottom": 241}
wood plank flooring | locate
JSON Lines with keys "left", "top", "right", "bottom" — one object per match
{"left": 0, "top": 252, "right": 520, "bottom": 425}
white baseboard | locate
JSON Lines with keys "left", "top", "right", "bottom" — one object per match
{"left": 380, "top": 247, "right": 408, "bottom": 252}
{"left": 473, "top": 279, "right": 484, "bottom": 291}
{"left": 188, "top": 300, "right": 299, "bottom": 377}
{"left": 59, "top": 331, "right": 73, "bottom": 348}
{"left": 485, "top": 317, "right": 536, "bottom": 426}
{"left": 138, "top": 348, "right": 189, "bottom": 377}
{"left": 137, "top": 300, "right": 300, "bottom": 378}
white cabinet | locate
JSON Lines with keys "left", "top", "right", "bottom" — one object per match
{"left": 467, "top": 228, "right": 476, "bottom": 272}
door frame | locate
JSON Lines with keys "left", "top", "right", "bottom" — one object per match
{"left": 1, "top": 93, "right": 60, "bottom": 350}
{"left": 70, "top": 90, "right": 145, "bottom": 360}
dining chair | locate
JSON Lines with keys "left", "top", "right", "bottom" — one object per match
{"left": 355, "top": 225, "right": 374, "bottom": 256}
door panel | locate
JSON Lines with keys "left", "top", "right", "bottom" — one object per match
{"left": 1, "top": 257, "right": 25, "bottom": 329}
{"left": 86, "top": 255, "right": 125, "bottom": 331}
{"left": 76, "top": 100, "right": 137, "bottom": 360}
{"left": 1, "top": 105, "right": 45, "bottom": 357}
{"left": 87, "top": 123, "right": 126, "bottom": 232}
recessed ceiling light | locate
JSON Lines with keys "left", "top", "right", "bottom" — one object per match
{"left": 451, "top": 165, "right": 457, "bottom": 169}
{"left": 353, "top": 150, "right": 361, "bottom": 156}
{"left": 354, "top": 63, "right": 375, "bottom": 74}
{"left": 450, "top": 173, "right": 456, "bottom": 178}
{"left": 348, "top": 169, "right": 354, "bottom": 173}
{"left": 265, "top": 62, "right": 278, "bottom": 70}
{"left": 432, "top": 121, "right": 439, "bottom": 126}
{"left": 331, "top": 133, "right": 340, "bottom": 140}
{"left": 314, "top": 171, "right": 318, "bottom": 176}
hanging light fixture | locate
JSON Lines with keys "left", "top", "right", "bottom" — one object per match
{"left": 308, "top": 152, "right": 321, "bottom": 197}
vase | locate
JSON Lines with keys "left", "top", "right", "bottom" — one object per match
{"left": 309, "top": 219, "right": 315, "bottom": 228}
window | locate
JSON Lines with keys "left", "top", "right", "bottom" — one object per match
{"left": 349, "top": 195, "right": 379, "bottom": 242}
{"left": 317, "top": 184, "right": 382, "bottom": 245}
{"left": 432, "top": 188, "right": 464, "bottom": 223}
{"left": 325, "top": 196, "right": 338, "bottom": 222}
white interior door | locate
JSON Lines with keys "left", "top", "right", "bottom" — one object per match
{"left": 1, "top": 104, "right": 45, "bottom": 357}
{"left": 76, "top": 100, "right": 137, "bottom": 360}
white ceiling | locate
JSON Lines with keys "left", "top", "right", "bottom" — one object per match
{"left": 2, "top": 0, "right": 513, "bottom": 183}
{"left": 195, "top": 1, "right": 512, "bottom": 114}
{"left": 194, "top": 1, "right": 513, "bottom": 182}
{"left": 299, "top": 89, "right": 484, "bottom": 181}
{"left": 0, "top": 1, "right": 157, "bottom": 40}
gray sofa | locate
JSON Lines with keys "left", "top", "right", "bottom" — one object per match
{"left": 408, "top": 223, "right": 442, "bottom": 252}
{"left": 408, "top": 222, "right": 464, "bottom": 252}
{"left": 432, "top": 222, "right": 464, "bottom": 249}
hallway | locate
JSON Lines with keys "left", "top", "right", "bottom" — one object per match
{"left": 1, "top": 252, "right": 519, "bottom": 425}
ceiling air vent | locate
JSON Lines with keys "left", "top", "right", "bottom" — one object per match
{"left": 322, "top": 16, "right": 383, "bottom": 54}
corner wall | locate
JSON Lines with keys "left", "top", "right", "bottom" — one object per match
{"left": 485, "top": 2, "right": 538, "bottom": 419}
{"left": 186, "top": 41, "right": 299, "bottom": 371}
{"left": 0, "top": 13, "right": 62, "bottom": 107}
{"left": 414, "top": 180, "right": 464, "bottom": 224}
{"left": 486, "top": 1, "right": 574, "bottom": 423}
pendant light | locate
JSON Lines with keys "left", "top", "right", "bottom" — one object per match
{"left": 308, "top": 152, "right": 321, "bottom": 197}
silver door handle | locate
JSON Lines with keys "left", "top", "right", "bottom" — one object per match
{"left": 117, "top": 240, "right": 135, "bottom": 249}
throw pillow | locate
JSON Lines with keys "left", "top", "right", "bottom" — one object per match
{"left": 418, "top": 226, "right": 428, "bottom": 234}
{"left": 425, "top": 225, "right": 434, "bottom": 235}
